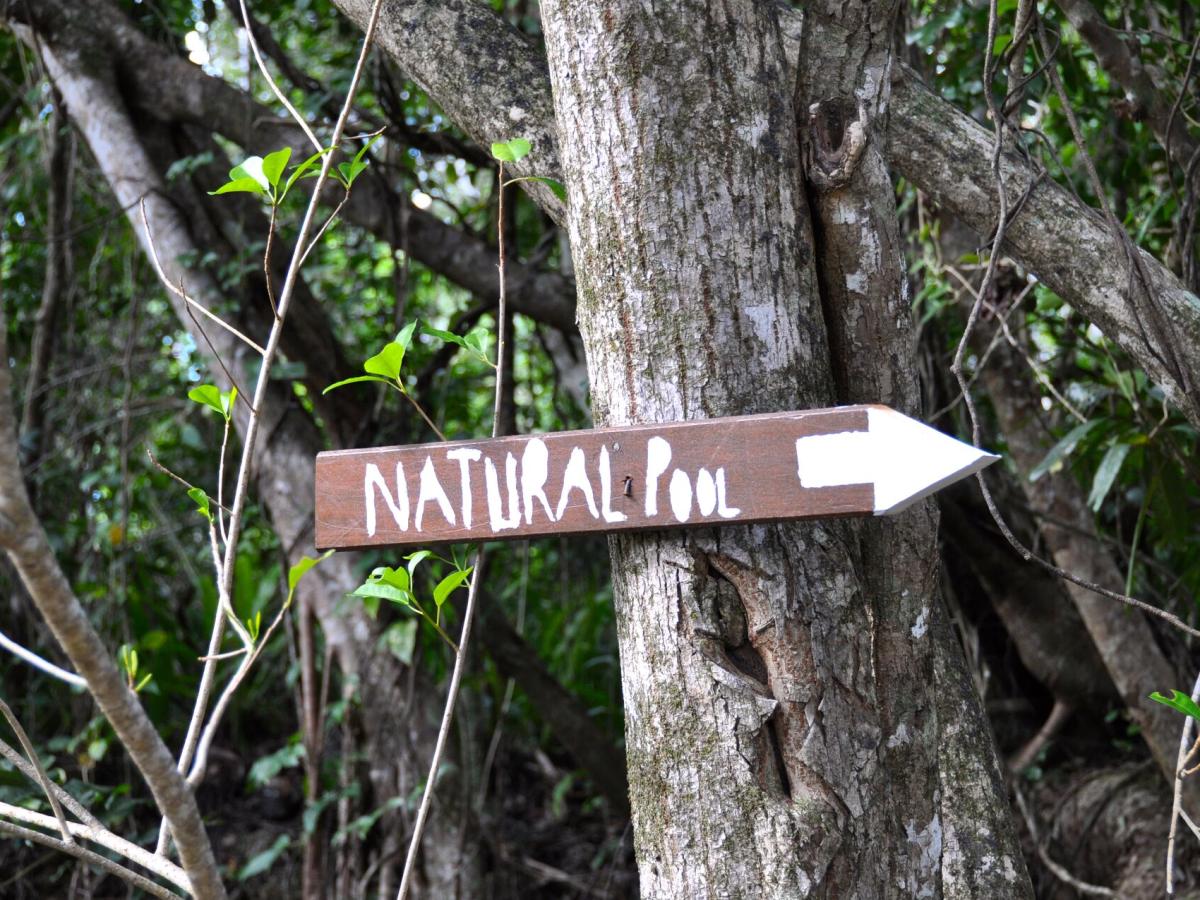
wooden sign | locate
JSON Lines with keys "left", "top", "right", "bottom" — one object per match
{"left": 314, "top": 405, "right": 997, "bottom": 550}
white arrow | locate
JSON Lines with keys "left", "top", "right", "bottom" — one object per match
{"left": 794, "top": 406, "right": 999, "bottom": 515}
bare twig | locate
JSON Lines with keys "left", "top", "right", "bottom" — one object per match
{"left": 0, "top": 628, "right": 86, "bottom": 687}
{"left": 0, "top": 738, "right": 101, "bottom": 829}
{"left": 397, "top": 148, "right": 512, "bottom": 900}
{"left": 1012, "top": 783, "right": 1117, "bottom": 897}
{"left": 181, "top": 0, "right": 389, "bottom": 798}
{"left": 0, "top": 817, "right": 184, "bottom": 900}
{"left": 238, "top": 0, "right": 323, "bottom": 153}
{"left": 0, "top": 698, "right": 73, "bottom": 843}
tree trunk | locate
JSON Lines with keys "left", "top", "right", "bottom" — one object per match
{"left": 541, "top": 1, "right": 1029, "bottom": 895}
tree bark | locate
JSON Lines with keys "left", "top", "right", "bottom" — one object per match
{"left": 541, "top": 1, "right": 1029, "bottom": 895}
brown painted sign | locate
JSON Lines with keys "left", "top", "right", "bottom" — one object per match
{"left": 314, "top": 405, "right": 997, "bottom": 550}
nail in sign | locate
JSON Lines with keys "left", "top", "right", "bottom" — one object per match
{"left": 313, "top": 405, "right": 998, "bottom": 550}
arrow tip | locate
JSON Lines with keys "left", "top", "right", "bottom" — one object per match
{"left": 869, "top": 407, "right": 999, "bottom": 516}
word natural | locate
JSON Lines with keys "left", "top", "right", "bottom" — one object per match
{"left": 314, "top": 406, "right": 997, "bottom": 550}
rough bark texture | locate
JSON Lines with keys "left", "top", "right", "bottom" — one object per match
{"left": 798, "top": 7, "right": 1030, "bottom": 895}
{"left": 541, "top": 1, "right": 1028, "bottom": 896}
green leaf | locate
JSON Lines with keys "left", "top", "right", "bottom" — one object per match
{"left": 463, "top": 328, "right": 489, "bottom": 358}
{"left": 380, "top": 620, "right": 418, "bottom": 665}
{"left": 134, "top": 673, "right": 153, "bottom": 693}
{"left": 246, "top": 611, "right": 261, "bottom": 643}
{"left": 433, "top": 567, "right": 472, "bottom": 610}
{"left": 238, "top": 834, "right": 290, "bottom": 880}
{"left": 506, "top": 174, "right": 567, "bottom": 200}
{"left": 1088, "top": 442, "right": 1132, "bottom": 511}
{"left": 353, "top": 581, "right": 415, "bottom": 609}
{"left": 363, "top": 342, "right": 406, "bottom": 381}
{"left": 405, "top": 550, "right": 432, "bottom": 583}
{"left": 221, "top": 386, "right": 237, "bottom": 418}
{"left": 188, "top": 384, "right": 228, "bottom": 419}
{"left": 1029, "top": 419, "right": 1104, "bottom": 482}
{"left": 491, "top": 137, "right": 531, "bottom": 163}
{"left": 187, "top": 487, "right": 213, "bottom": 522}
{"left": 354, "top": 566, "right": 415, "bottom": 609}
{"left": 282, "top": 147, "right": 334, "bottom": 200}
{"left": 350, "top": 133, "right": 381, "bottom": 169}
{"left": 87, "top": 739, "right": 108, "bottom": 763}
{"left": 261, "top": 147, "right": 292, "bottom": 189}
{"left": 209, "top": 177, "right": 268, "bottom": 197}
{"left": 229, "top": 156, "right": 269, "bottom": 191}
{"left": 530, "top": 175, "right": 566, "bottom": 200}
{"left": 422, "top": 325, "right": 470, "bottom": 351}
{"left": 322, "top": 374, "right": 393, "bottom": 395}
{"left": 338, "top": 159, "right": 368, "bottom": 187}
{"left": 1149, "top": 690, "right": 1200, "bottom": 724}
{"left": 118, "top": 644, "right": 137, "bottom": 678}
{"left": 396, "top": 320, "right": 419, "bottom": 351}
{"left": 287, "top": 550, "right": 335, "bottom": 603}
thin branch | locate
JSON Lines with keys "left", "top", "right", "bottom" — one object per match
{"left": 140, "top": 200, "right": 267, "bottom": 356}
{"left": 397, "top": 146, "right": 511, "bottom": 900}
{"left": 0, "top": 698, "right": 73, "bottom": 843}
{"left": 0, "top": 628, "right": 86, "bottom": 688}
{"left": 1012, "top": 784, "right": 1117, "bottom": 897}
{"left": 0, "top": 817, "right": 184, "bottom": 900}
{"left": 181, "top": 0, "right": 389, "bottom": 798}
{"left": 238, "top": 0, "right": 323, "bottom": 153}
{"left": 1166, "top": 668, "right": 1200, "bottom": 894}
{"left": 0, "top": 738, "right": 101, "bottom": 829}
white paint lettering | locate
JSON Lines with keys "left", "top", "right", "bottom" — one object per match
{"left": 364, "top": 462, "right": 409, "bottom": 537}
{"left": 669, "top": 469, "right": 693, "bottom": 522}
{"left": 695, "top": 468, "right": 717, "bottom": 516}
{"left": 521, "top": 438, "right": 556, "bottom": 524}
{"left": 484, "top": 453, "right": 521, "bottom": 532}
{"left": 415, "top": 455, "right": 456, "bottom": 530}
{"left": 446, "top": 448, "right": 482, "bottom": 528}
{"left": 555, "top": 447, "right": 599, "bottom": 520}
{"left": 716, "top": 467, "right": 741, "bottom": 518}
{"left": 599, "top": 446, "right": 627, "bottom": 523}
{"left": 644, "top": 437, "right": 672, "bottom": 517}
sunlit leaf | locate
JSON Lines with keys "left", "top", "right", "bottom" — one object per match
{"left": 433, "top": 567, "right": 472, "bottom": 609}
{"left": 188, "top": 384, "right": 228, "bottom": 419}
{"left": 261, "top": 147, "right": 292, "bottom": 189}
{"left": 287, "top": 550, "right": 335, "bottom": 603}
{"left": 322, "top": 374, "right": 393, "bottom": 395}
{"left": 187, "top": 487, "right": 213, "bottom": 522}
{"left": 230, "top": 156, "right": 269, "bottom": 191}
{"left": 1150, "top": 690, "right": 1200, "bottom": 724}
{"left": 491, "top": 137, "right": 531, "bottom": 163}
{"left": 363, "top": 342, "right": 405, "bottom": 380}
{"left": 209, "top": 177, "right": 267, "bottom": 197}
